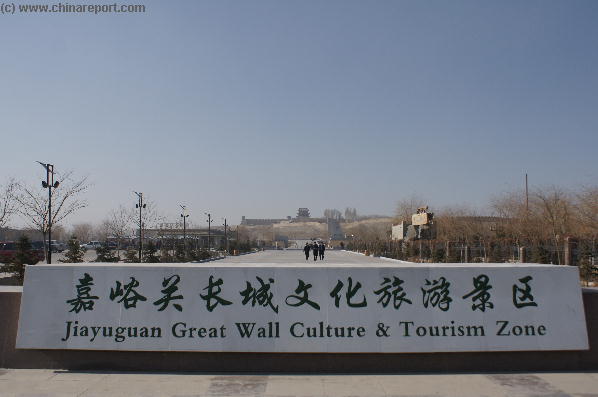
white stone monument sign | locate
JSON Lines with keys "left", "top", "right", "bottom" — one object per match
{"left": 16, "top": 263, "right": 588, "bottom": 352}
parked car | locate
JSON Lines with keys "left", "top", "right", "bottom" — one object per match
{"left": 31, "top": 240, "right": 66, "bottom": 253}
{"left": 0, "top": 241, "right": 45, "bottom": 264}
{"left": 104, "top": 242, "right": 118, "bottom": 250}
{"left": 50, "top": 240, "right": 67, "bottom": 253}
{"left": 80, "top": 241, "right": 102, "bottom": 250}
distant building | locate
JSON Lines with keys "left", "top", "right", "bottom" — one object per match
{"left": 391, "top": 221, "right": 410, "bottom": 241}
{"left": 327, "top": 218, "right": 344, "bottom": 240}
{"left": 297, "top": 208, "right": 310, "bottom": 218}
{"left": 392, "top": 207, "right": 436, "bottom": 241}
{"left": 144, "top": 226, "right": 227, "bottom": 248}
{"left": 240, "top": 216, "right": 291, "bottom": 226}
{"left": 241, "top": 208, "right": 327, "bottom": 226}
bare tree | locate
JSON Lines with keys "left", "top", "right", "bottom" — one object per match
{"left": 533, "top": 186, "right": 574, "bottom": 265}
{"left": 71, "top": 222, "right": 94, "bottom": 242}
{"left": 323, "top": 208, "right": 342, "bottom": 221}
{"left": 575, "top": 186, "right": 598, "bottom": 238}
{"left": 130, "top": 199, "right": 163, "bottom": 232}
{"left": 95, "top": 220, "right": 111, "bottom": 242}
{"left": 104, "top": 205, "right": 133, "bottom": 256}
{"left": 492, "top": 189, "right": 542, "bottom": 246}
{"left": 395, "top": 194, "right": 427, "bottom": 223}
{"left": 0, "top": 178, "right": 17, "bottom": 229}
{"left": 14, "top": 171, "right": 89, "bottom": 259}
{"left": 344, "top": 208, "right": 357, "bottom": 222}
{"left": 51, "top": 225, "right": 68, "bottom": 242}
{"left": 128, "top": 198, "right": 165, "bottom": 259}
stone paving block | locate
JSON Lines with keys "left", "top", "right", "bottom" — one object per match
{"left": 320, "top": 375, "right": 388, "bottom": 397}
{"left": 264, "top": 375, "right": 325, "bottom": 396}
{"left": 380, "top": 374, "right": 508, "bottom": 397}
{"left": 534, "top": 372, "right": 598, "bottom": 396}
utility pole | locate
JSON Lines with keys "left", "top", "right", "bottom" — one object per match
{"left": 205, "top": 212, "right": 213, "bottom": 251}
{"left": 180, "top": 205, "right": 189, "bottom": 256}
{"left": 525, "top": 173, "right": 529, "bottom": 214}
{"left": 222, "top": 218, "right": 228, "bottom": 254}
{"left": 37, "top": 162, "right": 59, "bottom": 264}
{"left": 134, "top": 192, "right": 146, "bottom": 262}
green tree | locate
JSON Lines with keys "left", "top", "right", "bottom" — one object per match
{"left": 394, "top": 243, "right": 405, "bottom": 260}
{"left": 195, "top": 249, "right": 211, "bottom": 261}
{"left": 2, "top": 235, "right": 38, "bottom": 282}
{"left": 488, "top": 242, "right": 502, "bottom": 263}
{"left": 95, "top": 244, "right": 118, "bottom": 262}
{"left": 578, "top": 242, "right": 596, "bottom": 286}
{"left": 160, "top": 248, "right": 174, "bottom": 263}
{"left": 407, "top": 242, "right": 419, "bottom": 260}
{"left": 142, "top": 241, "right": 160, "bottom": 263}
{"left": 578, "top": 255, "right": 596, "bottom": 287}
{"left": 123, "top": 249, "right": 139, "bottom": 263}
{"left": 431, "top": 245, "right": 445, "bottom": 262}
{"left": 174, "top": 241, "right": 187, "bottom": 262}
{"left": 61, "top": 236, "right": 84, "bottom": 263}
{"left": 420, "top": 242, "right": 431, "bottom": 261}
{"left": 530, "top": 244, "right": 550, "bottom": 264}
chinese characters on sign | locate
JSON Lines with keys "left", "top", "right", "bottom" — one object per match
{"left": 67, "top": 273, "right": 540, "bottom": 313}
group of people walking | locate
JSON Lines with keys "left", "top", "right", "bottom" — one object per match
{"left": 304, "top": 241, "right": 325, "bottom": 261}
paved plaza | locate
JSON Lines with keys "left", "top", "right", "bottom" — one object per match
{"left": 1, "top": 369, "right": 597, "bottom": 397}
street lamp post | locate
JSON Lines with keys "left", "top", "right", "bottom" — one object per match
{"left": 37, "top": 162, "right": 59, "bottom": 264}
{"left": 205, "top": 212, "right": 213, "bottom": 251}
{"left": 222, "top": 217, "right": 228, "bottom": 254}
{"left": 180, "top": 205, "right": 189, "bottom": 256}
{"left": 134, "top": 192, "right": 146, "bottom": 262}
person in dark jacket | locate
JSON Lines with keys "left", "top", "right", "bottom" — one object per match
{"left": 312, "top": 241, "right": 319, "bottom": 261}
{"left": 319, "top": 242, "right": 325, "bottom": 260}
{"left": 303, "top": 242, "right": 310, "bottom": 260}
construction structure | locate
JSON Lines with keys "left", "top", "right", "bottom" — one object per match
{"left": 392, "top": 206, "right": 437, "bottom": 241}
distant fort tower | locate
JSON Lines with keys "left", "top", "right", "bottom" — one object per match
{"left": 296, "top": 208, "right": 310, "bottom": 219}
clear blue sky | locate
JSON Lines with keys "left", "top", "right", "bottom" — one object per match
{"left": 1, "top": 0, "right": 597, "bottom": 227}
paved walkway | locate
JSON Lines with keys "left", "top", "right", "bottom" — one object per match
{"left": 1, "top": 369, "right": 597, "bottom": 397}
{"left": 217, "top": 249, "right": 398, "bottom": 265}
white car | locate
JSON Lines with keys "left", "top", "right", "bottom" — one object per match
{"left": 80, "top": 241, "right": 102, "bottom": 250}
{"left": 50, "top": 240, "right": 67, "bottom": 253}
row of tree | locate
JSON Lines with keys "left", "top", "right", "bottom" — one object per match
{"left": 394, "top": 186, "right": 597, "bottom": 246}
{"left": 323, "top": 207, "right": 358, "bottom": 222}
{"left": 343, "top": 185, "right": 597, "bottom": 285}
{"left": 1, "top": 234, "right": 259, "bottom": 284}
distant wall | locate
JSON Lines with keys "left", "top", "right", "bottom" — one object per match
{"left": 1, "top": 287, "right": 597, "bottom": 372}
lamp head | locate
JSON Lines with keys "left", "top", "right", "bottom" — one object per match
{"left": 42, "top": 181, "right": 48, "bottom": 188}
{"left": 53, "top": 181, "right": 59, "bottom": 188}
